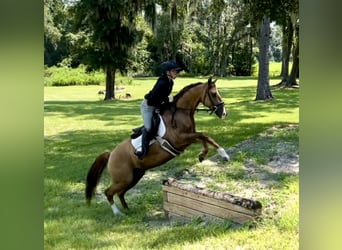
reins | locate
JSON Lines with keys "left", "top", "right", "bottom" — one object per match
{"left": 196, "top": 107, "right": 212, "bottom": 112}
{"left": 174, "top": 107, "right": 211, "bottom": 112}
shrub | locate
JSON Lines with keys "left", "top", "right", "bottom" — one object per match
{"left": 44, "top": 65, "right": 104, "bottom": 86}
{"left": 44, "top": 65, "right": 135, "bottom": 87}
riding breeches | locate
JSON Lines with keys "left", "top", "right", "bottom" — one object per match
{"left": 140, "top": 99, "right": 157, "bottom": 132}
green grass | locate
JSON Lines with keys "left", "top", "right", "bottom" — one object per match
{"left": 44, "top": 76, "right": 299, "bottom": 249}
{"left": 252, "top": 61, "right": 291, "bottom": 77}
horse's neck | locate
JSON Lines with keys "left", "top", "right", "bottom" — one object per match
{"left": 176, "top": 84, "right": 204, "bottom": 110}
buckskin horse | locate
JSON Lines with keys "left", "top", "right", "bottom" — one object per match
{"left": 85, "top": 77, "right": 230, "bottom": 215}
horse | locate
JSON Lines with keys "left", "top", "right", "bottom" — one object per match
{"left": 85, "top": 77, "right": 230, "bottom": 215}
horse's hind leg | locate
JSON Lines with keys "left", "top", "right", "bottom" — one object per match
{"left": 104, "top": 185, "right": 126, "bottom": 215}
{"left": 118, "top": 168, "right": 145, "bottom": 209}
{"left": 104, "top": 172, "right": 134, "bottom": 215}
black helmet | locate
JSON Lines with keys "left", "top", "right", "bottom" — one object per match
{"left": 161, "top": 60, "right": 182, "bottom": 73}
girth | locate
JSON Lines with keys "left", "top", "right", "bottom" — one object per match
{"left": 156, "top": 137, "right": 183, "bottom": 157}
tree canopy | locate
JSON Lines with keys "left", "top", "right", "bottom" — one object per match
{"left": 70, "top": 0, "right": 156, "bottom": 99}
{"left": 44, "top": 0, "right": 299, "bottom": 100}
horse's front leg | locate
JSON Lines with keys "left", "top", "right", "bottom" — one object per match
{"left": 198, "top": 139, "right": 209, "bottom": 162}
{"left": 184, "top": 132, "right": 230, "bottom": 162}
{"left": 198, "top": 136, "right": 230, "bottom": 162}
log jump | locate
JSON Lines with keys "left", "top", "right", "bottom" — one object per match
{"left": 162, "top": 178, "right": 262, "bottom": 224}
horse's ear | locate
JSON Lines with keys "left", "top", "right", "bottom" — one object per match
{"left": 208, "top": 76, "right": 217, "bottom": 85}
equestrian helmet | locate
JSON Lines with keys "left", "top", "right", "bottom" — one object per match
{"left": 161, "top": 60, "right": 182, "bottom": 73}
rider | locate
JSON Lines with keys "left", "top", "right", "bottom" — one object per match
{"left": 134, "top": 60, "right": 182, "bottom": 160}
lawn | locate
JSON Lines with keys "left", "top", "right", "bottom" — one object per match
{"left": 44, "top": 76, "right": 299, "bottom": 249}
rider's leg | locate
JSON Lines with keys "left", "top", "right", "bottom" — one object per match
{"left": 135, "top": 100, "right": 155, "bottom": 160}
{"left": 135, "top": 128, "right": 153, "bottom": 160}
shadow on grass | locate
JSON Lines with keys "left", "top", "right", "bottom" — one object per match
{"left": 221, "top": 87, "right": 298, "bottom": 112}
{"left": 44, "top": 99, "right": 142, "bottom": 122}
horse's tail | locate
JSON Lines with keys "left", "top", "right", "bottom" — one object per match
{"left": 85, "top": 151, "right": 111, "bottom": 205}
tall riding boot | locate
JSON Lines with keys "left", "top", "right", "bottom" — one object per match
{"left": 134, "top": 129, "right": 152, "bottom": 160}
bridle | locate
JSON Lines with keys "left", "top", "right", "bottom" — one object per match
{"left": 176, "top": 84, "right": 224, "bottom": 114}
{"left": 202, "top": 84, "right": 225, "bottom": 115}
{"left": 170, "top": 82, "right": 225, "bottom": 127}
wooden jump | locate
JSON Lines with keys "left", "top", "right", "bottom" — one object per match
{"left": 162, "top": 178, "right": 262, "bottom": 224}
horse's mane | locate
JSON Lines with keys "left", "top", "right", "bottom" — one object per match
{"left": 159, "top": 82, "right": 203, "bottom": 114}
{"left": 173, "top": 82, "right": 203, "bottom": 104}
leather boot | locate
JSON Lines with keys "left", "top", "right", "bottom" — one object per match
{"left": 134, "top": 129, "right": 152, "bottom": 160}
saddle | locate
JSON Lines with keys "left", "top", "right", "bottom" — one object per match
{"left": 130, "top": 111, "right": 183, "bottom": 157}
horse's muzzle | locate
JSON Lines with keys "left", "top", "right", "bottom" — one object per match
{"left": 221, "top": 109, "right": 227, "bottom": 119}
{"left": 213, "top": 102, "right": 227, "bottom": 119}
{"left": 219, "top": 110, "right": 227, "bottom": 119}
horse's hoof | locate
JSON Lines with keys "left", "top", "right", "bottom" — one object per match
{"left": 111, "top": 203, "right": 124, "bottom": 216}
{"left": 217, "top": 147, "right": 230, "bottom": 161}
{"left": 223, "top": 156, "right": 230, "bottom": 161}
{"left": 198, "top": 154, "right": 204, "bottom": 162}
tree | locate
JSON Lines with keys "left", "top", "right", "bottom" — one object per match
{"left": 181, "top": 0, "right": 253, "bottom": 76}
{"left": 148, "top": 0, "right": 191, "bottom": 72}
{"left": 284, "top": 0, "right": 299, "bottom": 87}
{"left": 286, "top": 16, "right": 299, "bottom": 87}
{"left": 243, "top": 0, "right": 299, "bottom": 98}
{"left": 127, "top": 16, "right": 154, "bottom": 76}
{"left": 278, "top": 16, "right": 293, "bottom": 85}
{"left": 274, "top": 0, "right": 299, "bottom": 88}
{"left": 44, "top": 0, "right": 69, "bottom": 66}
{"left": 72, "top": 0, "right": 155, "bottom": 100}
{"left": 256, "top": 15, "right": 273, "bottom": 100}
{"left": 244, "top": 0, "right": 275, "bottom": 100}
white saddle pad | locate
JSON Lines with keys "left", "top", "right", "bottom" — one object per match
{"left": 131, "top": 114, "right": 166, "bottom": 150}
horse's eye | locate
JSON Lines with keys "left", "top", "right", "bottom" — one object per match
{"left": 211, "top": 93, "right": 217, "bottom": 98}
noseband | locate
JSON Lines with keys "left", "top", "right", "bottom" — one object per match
{"left": 209, "top": 102, "right": 224, "bottom": 115}
{"left": 204, "top": 85, "right": 225, "bottom": 115}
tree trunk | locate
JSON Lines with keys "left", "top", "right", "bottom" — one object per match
{"left": 286, "top": 31, "right": 299, "bottom": 87}
{"left": 276, "top": 18, "right": 293, "bottom": 87}
{"left": 104, "top": 66, "right": 115, "bottom": 100}
{"left": 248, "top": 33, "right": 253, "bottom": 76}
{"left": 231, "top": 44, "right": 235, "bottom": 75}
{"left": 256, "top": 16, "right": 273, "bottom": 100}
{"left": 285, "top": 20, "right": 299, "bottom": 88}
{"left": 220, "top": 40, "right": 228, "bottom": 77}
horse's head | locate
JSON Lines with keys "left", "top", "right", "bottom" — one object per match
{"left": 202, "top": 77, "right": 227, "bottom": 119}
